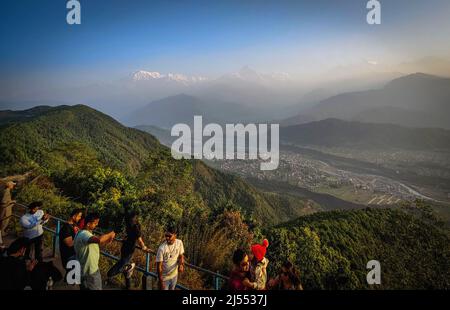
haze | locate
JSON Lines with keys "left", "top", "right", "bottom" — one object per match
{"left": 1, "top": 0, "right": 450, "bottom": 104}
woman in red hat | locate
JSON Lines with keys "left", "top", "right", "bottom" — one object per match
{"left": 250, "top": 239, "right": 269, "bottom": 290}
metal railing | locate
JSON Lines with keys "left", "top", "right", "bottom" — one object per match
{"left": 11, "top": 203, "right": 229, "bottom": 290}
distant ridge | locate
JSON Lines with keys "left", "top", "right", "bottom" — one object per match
{"left": 282, "top": 73, "right": 450, "bottom": 129}
{"left": 280, "top": 118, "right": 450, "bottom": 150}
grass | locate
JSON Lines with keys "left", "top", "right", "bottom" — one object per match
{"left": 315, "top": 185, "right": 375, "bottom": 205}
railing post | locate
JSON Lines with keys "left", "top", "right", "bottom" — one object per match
{"left": 142, "top": 252, "right": 152, "bottom": 290}
{"left": 53, "top": 220, "right": 60, "bottom": 258}
{"left": 214, "top": 271, "right": 220, "bottom": 290}
{"left": 145, "top": 252, "right": 150, "bottom": 272}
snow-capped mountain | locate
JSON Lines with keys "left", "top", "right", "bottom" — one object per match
{"left": 131, "top": 67, "right": 290, "bottom": 87}
{"left": 131, "top": 70, "right": 208, "bottom": 85}
{"left": 132, "top": 70, "right": 163, "bottom": 80}
{"left": 219, "top": 66, "right": 292, "bottom": 84}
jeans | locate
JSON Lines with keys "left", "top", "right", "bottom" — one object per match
{"left": 25, "top": 235, "right": 43, "bottom": 262}
{"left": 162, "top": 275, "right": 178, "bottom": 290}
{"left": 107, "top": 252, "right": 133, "bottom": 288}
{"left": 81, "top": 270, "right": 102, "bottom": 290}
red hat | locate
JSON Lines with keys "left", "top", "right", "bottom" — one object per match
{"left": 251, "top": 239, "right": 269, "bottom": 262}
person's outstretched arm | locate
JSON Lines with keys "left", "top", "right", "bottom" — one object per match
{"left": 88, "top": 231, "right": 115, "bottom": 245}
{"left": 137, "top": 237, "right": 148, "bottom": 251}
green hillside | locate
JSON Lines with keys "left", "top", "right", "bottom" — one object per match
{"left": 0, "top": 104, "right": 310, "bottom": 226}
{"left": 193, "top": 161, "right": 318, "bottom": 226}
{"left": 266, "top": 206, "right": 450, "bottom": 289}
{"left": 135, "top": 124, "right": 173, "bottom": 146}
{"left": 0, "top": 105, "right": 161, "bottom": 175}
{"left": 2, "top": 104, "right": 449, "bottom": 289}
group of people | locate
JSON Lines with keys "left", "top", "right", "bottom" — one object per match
{"left": 1, "top": 196, "right": 302, "bottom": 291}
{"left": 0, "top": 189, "right": 62, "bottom": 290}
{"left": 1, "top": 199, "right": 186, "bottom": 290}
{"left": 59, "top": 209, "right": 185, "bottom": 290}
{"left": 229, "top": 239, "right": 303, "bottom": 291}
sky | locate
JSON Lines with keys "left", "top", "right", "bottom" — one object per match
{"left": 1, "top": 0, "right": 450, "bottom": 97}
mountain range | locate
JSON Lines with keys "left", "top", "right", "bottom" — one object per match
{"left": 3, "top": 68, "right": 450, "bottom": 133}
{"left": 283, "top": 73, "right": 450, "bottom": 129}
{"left": 126, "top": 94, "right": 255, "bottom": 128}
{"left": 131, "top": 70, "right": 208, "bottom": 85}
{"left": 126, "top": 72, "right": 450, "bottom": 131}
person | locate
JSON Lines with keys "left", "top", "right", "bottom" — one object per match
{"left": 156, "top": 225, "right": 185, "bottom": 290}
{"left": 267, "top": 261, "right": 304, "bottom": 290}
{"left": 73, "top": 212, "right": 115, "bottom": 290}
{"left": 59, "top": 208, "right": 83, "bottom": 276}
{"left": 0, "top": 237, "right": 36, "bottom": 290}
{"left": 249, "top": 239, "right": 269, "bottom": 290}
{"left": 107, "top": 211, "right": 150, "bottom": 289}
{"left": 77, "top": 208, "right": 88, "bottom": 230}
{"left": 30, "top": 260, "right": 63, "bottom": 290}
{"left": 20, "top": 201, "right": 49, "bottom": 262}
{"left": 228, "top": 248, "right": 257, "bottom": 290}
{"left": 0, "top": 181, "right": 17, "bottom": 245}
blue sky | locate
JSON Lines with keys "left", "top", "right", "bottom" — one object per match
{"left": 1, "top": 0, "right": 450, "bottom": 89}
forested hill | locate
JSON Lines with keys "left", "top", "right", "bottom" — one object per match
{"left": 0, "top": 104, "right": 312, "bottom": 226}
{"left": 266, "top": 206, "right": 450, "bottom": 289}
{"left": 0, "top": 104, "right": 161, "bottom": 175}
{"left": 280, "top": 118, "right": 450, "bottom": 150}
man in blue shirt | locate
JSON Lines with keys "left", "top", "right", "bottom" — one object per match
{"left": 19, "top": 201, "right": 49, "bottom": 262}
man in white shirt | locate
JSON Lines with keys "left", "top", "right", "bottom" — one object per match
{"left": 156, "top": 225, "right": 185, "bottom": 290}
{"left": 19, "top": 201, "right": 49, "bottom": 262}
